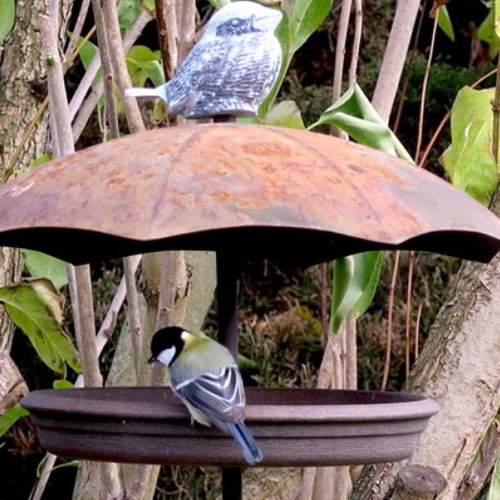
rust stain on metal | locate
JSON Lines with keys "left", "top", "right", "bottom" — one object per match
{"left": 0, "top": 123, "right": 499, "bottom": 265}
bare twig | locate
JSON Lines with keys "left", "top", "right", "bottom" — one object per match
{"left": 64, "top": 0, "right": 92, "bottom": 61}
{"left": 405, "top": 252, "right": 414, "bottom": 379}
{"left": 348, "top": 0, "right": 363, "bottom": 85}
{"left": 372, "top": 0, "right": 421, "bottom": 122}
{"left": 332, "top": 0, "right": 352, "bottom": 103}
{"left": 123, "top": 256, "right": 143, "bottom": 376}
{"left": 415, "top": 11, "right": 438, "bottom": 161}
{"left": 492, "top": 53, "right": 500, "bottom": 165}
{"left": 91, "top": 0, "right": 120, "bottom": 139}
{"left": 100, "top": 0, "right": 144, "bottom": 133}
{"left": 71, "top": 12, "right": 151, "bottom": 140}
{"left": 156, "top": 0, "right": 178, "bottom": 80}
{"left": 382, "top": 251, "right": 400, "bottom": 391}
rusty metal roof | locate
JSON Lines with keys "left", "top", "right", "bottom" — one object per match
{"left": 0, "top": 124, "right": 499, "bottom": 265}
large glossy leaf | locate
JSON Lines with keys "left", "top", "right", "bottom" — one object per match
{"left": 440, "top": 86, "right": 498, "bottom": 205}
{"left": 331, "top": 252, "right": 383, "bottom": 333}
{"left": 23, "top": 250, "right": 68, "bottom": 290}
{"left": 0, "top": 0, "right": 15, "bottom": 45}
{"left": 281, "top": 0, "right": 333, "bottom": 51}
{"left": 308, "top": 83, "right": 413, "bottom": 161}
{"left": 0, "top": 279, "right": 81, "bottom": 374}
{"left": 0, "top": 405, "right": 29, "bottom": 437}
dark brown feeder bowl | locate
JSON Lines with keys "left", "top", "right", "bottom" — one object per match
{"left": 22, "top": 387, "right": 439, "bottom": 467}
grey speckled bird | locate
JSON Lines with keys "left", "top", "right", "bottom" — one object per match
{"left": 124, "top": 1, "right": 282, "bottom": 119}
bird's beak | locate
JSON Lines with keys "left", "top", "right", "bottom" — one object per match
{"left": 148, "top": 356, "right": 157, "bottom": 364}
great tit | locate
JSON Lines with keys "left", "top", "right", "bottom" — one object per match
{"left": 148, "top": 326, "right": 263, "bottom": 465}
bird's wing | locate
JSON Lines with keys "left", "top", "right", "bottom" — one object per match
{"left": 172, "top": 365, "right": 246, "bottom": 426}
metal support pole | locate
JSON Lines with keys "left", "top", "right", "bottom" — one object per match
{"left": 216, "top": 250, "right": 242, "bottom": 500}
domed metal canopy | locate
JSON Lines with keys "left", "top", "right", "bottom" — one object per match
{"left": 0, "top": 123, "right": 499, "bottom": 265}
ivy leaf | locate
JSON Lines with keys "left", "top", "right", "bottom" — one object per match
{"left": 0, "top": 0, "right": 15, "bottom": 45}
{"left": 330, "top": 252, "right": 383, "bottom": 333}
{"left": 0, "top": 404, "right": 30, "bottom": 437}
{"left": 23, "top": 250, "right": 68, "bottom": 290}
{"left": 0, "top": 279, "right": 81, "bottom": 374}
{"left": 440, "top": 86, "right": 498, "bottom": 205}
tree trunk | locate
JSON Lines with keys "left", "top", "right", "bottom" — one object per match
{"left": 350, "top": 191, "right": 500, "bottom": 498}
{"left": 0, "top": 0, "right": 73, "bottom": 409}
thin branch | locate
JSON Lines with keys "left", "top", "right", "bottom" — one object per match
{"left": 492, "top": 54, "right": 500, "bottom": 164}
{"left": 91, "top": 0, "right": 120, "bottom": 139}
{"left": 382, "top": 251, "right": 400, "bottom": 391}
{"left": 372, "top": 0, "right": 421, "bottom": 122}
{"left": 64, "top": 0, "right": 92, "bottom": 60}
{"left": 415, "top": 11, "right": 438, "bottom": 161}
{"left": 156, "top": 0, "right": 178, "bottom": 80}
{"left": 71, "top": 12, "right": 151, "bottom": 141}
{"left": 101, "top": 0, "right": 145, "bottom": 133}
{"left": 348, "top": 0, "right": 362, "bottom": 85}
{"left": 123, "top": 256, "right": 143, "bottom": 377}
{"left": 405, "top": 252, "right": 414, "bottom": 379}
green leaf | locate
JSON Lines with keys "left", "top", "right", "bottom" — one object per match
{"left": 330, "top": 252, "right": 383, "bottom": 333}
{"left": 0, "top": 0, "right": 15, "bottom": 45}
{"left": 0, "top": 404, "right": 29, "bottom": 437}
{"left": 309, "top": 83, "right": 413, "bottom": 162}
{"left": 0, "top": 279, "right": 81, "bottom": 374}
{"left": 282, "top": 0, "right": 333, "bottom": 52}
{"left": 37, "top": 454, "right": 80, "bottom": 479}
{"left": 437, "top": 6, "right": 454, "bottom": 42}
{"left": 29, "top": 154, "right": 53, "bottom": 170}
{"left": 77, "top": 37, "right": 98, "bottom": 70}
{"left": 440, "top": 86, "right": 499, "bottom": 205}
{"left": 477, "top": 8, "right": 500, "bottom": 59}
{"left": 118, "top": 0, "right": 142, "bottom": 30}
{"left": 208, "top": 0, "right": 232, "bottom": 7}
{"left": 23, "top": 250, "right": 68, "bottom": 290}
{"left": 127, "top": 46, "right": 164, "bottom": 88}
{"left": 53, "top": 380, "right": 75, "bottom": 389}
{"left": 487, "top": 451, "right": 500, "bottom": 500}
{"left": 264, "top": 100, "right": 305, "bottom": 129}
{"left": 495, "top": 0, "right": 500, "bottom": 39}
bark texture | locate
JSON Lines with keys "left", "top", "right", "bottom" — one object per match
{"left": 351, "top": 194, "right": 500, "bottom": 499}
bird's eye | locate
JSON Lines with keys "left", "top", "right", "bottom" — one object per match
{"left": 230, "top": 18, "right": 243, "bottom": 27}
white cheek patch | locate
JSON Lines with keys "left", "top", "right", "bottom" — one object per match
{"left": 157, "top": 347, "right": 176, "bottom": 366}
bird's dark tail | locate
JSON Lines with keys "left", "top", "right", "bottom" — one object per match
{"left": 226, "top": 422, "right": 263, "bottom": 465}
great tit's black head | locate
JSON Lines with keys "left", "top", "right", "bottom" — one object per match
{"left": 148, "top": 326, "right": 187, "bottom": 366}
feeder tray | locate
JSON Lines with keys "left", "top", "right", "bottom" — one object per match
{"left": 0, "top": 124, "right": 499, "bottom": 265}
{"left": 22, "top": 387, "right": 439, "bottom": 467}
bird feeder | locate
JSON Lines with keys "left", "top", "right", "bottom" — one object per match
{"left": 8, "top": 124, "right": 500, "bottom": 494}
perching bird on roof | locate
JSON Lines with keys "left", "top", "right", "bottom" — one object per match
{"left": 148, "top": 326, "right": 263, "bottom": 465}
{"left": 124, "top": 1, "right": 282, "bottom": 119}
